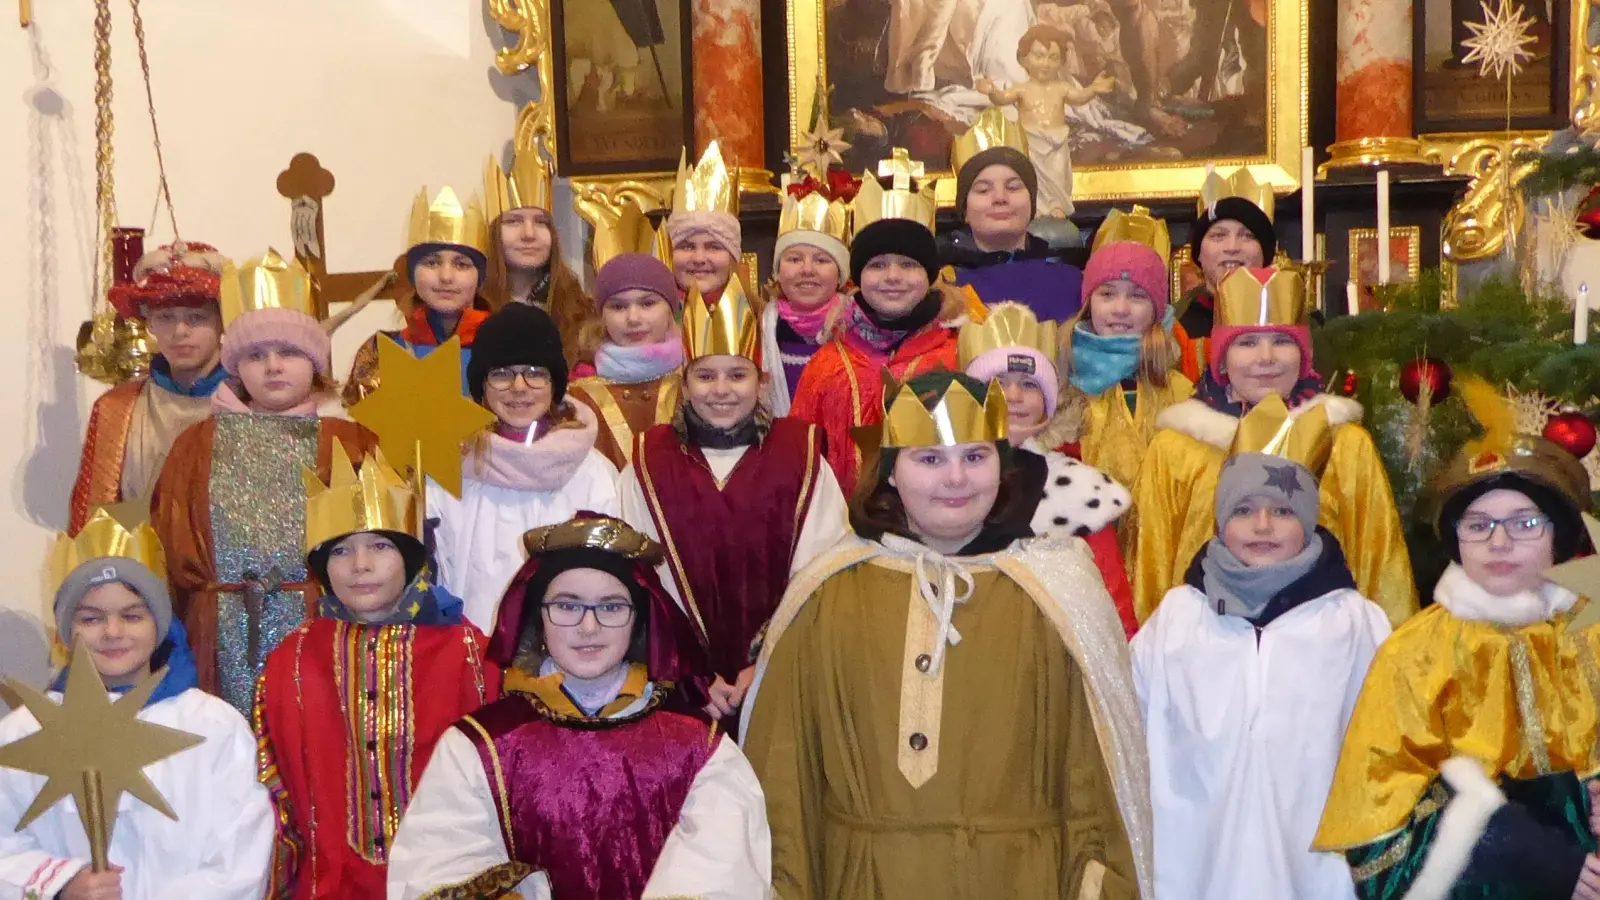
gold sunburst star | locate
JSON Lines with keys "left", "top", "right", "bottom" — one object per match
{"left": 0, "top": 642, "right": 203, "bottom": 834}
{"left": 1460, "top": 0, "right": 1538, "bottom": 80}
{"left": 348, "top": 335, "right": 495, "bottom": 497}
{"left": 796, "top": 125, "right": 851, "bottom": 178}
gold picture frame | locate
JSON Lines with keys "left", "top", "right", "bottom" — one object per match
{"left": 1347, "top": 226, "right": 1422, "bottom": 309}
{"left": 787, "top": 0, "right": 1309, "bottom": 204}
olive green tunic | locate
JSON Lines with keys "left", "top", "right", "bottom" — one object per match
{"left": 745, "top": 559, "right": 1140, "bottom": 900}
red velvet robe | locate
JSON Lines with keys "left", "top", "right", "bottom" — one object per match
{"left": 68, "top": 380, "right": 143, "bottom": 533}
{"left": 255, "top": 618, "right": 500, "bottom": 900}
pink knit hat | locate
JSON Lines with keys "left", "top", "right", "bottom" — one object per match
{"left": 220, "top": 307, "right": 332, "bottom": 377}
{"left": 1081, "top": 241, "right": 1170, "bottom": 321}
{"left": 665, "top": 210, "right": 742, "bottom": 260}
{"left": 594, "top": 253, "right": 682, "bottom": 309}
{"left": 1209, "top": 323, "right": 1315, "bottom": 385}
{"left": 964, "top": 346, "right": 1061, "bottom": 419}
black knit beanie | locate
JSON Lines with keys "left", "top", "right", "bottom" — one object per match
{"left": 1191, "top": 197, "right": 1278, "bottom": 261}
{"left": 850, "top": 218, "right": 941, "bottom": 286}
{"left": 955, "top": 147, "right": 1039, "bottom": 222}
{"left": 467, "top": 303, "right": 569, "bottom": 404}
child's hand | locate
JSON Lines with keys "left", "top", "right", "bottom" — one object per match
{"left": 1588, "top": 779, "right": 1600, "bottom": 835}
{"left": 1090, "top": 73, "right": 1117, "bottom": 94}
{"left": 60, "top": 865, "right": 124, "bottom": 900}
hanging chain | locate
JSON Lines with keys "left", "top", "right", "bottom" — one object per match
{"left": 128, "top": 0, "right": 178, "bottom": 241}
{"left": 91, "top": 0, "right": 117, "bottom": 306}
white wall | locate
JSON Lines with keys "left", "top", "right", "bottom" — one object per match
{"left": 0, "top": 0, "right": 579, "bottom": 701}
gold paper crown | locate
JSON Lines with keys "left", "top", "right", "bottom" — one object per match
{"left": 957, "top": 302, "right": 1058, "bottom": 369}
{"left": 591, "top": 200, "right": 668, "bottom": 269}
{"left": 882, "top": 375, "right": 1010, "bottom": 448}
{"left": 219, "top": 249, "right": 316, "bottom": 327}
{"left": 1092, "top": 205, "right": 1172, "bottom": 259}
{"left": 1215, "top": 266, "right": 1311, "bottom": 328}
{"left": 522, "top": 514, "right": 664, "bottom": 563}
{"left": 673, "top": 142, "right": 739, "bottom": 216}
{"left": 950, "top": 108, "right": 1030, "bottom": 173}
{"left": 301, "top": 443, "right": 418, "bottom": 554}
{"left": 851, "top": 151, "right": 938, "bottom": 234}
{"left": 1227, "top": 393, "right": 1334, "bottom": 475}
{"left": 484, "top": 144, "right": 553, "bottom": 220}
{"left": 681, "top": 277, "right": 760, "bottom": 363}
{"left": 46, "top": 506, "right": 168, "bottom": 600}
{"left": 779, "top": 192, "right": 850, "bottom": 242}
{"left": 1197, "top": 167, "right": 1275, "bottom": 221}
{"left": 408, "top": 186, "right": 489, "bottom": 255}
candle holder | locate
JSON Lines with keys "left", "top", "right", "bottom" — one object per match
{"left": 1288, "top": 258, "right": 1334, "bottom": 315}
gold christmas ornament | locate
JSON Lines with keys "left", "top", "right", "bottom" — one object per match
{"left": 672, "top": 142, "right": 739, "bottom": 216}
{"left": 1227, "top": 393, "right": 1334, "bottom": 475}
{"left": 950, "top": 107, "right": 1030, "bottom": 173}
{"left": 1092, "top": 205, "right": 1173, "bottom": 259}
{"left": 484, "top": 144, "right": 554, "bottom": 221}
{"left": 1214, "top": 266, "right": 1311, "bottom": 328}
{"left": 852, "top": 148, "right": 938, "bottom": 234}
{"left": 591, "top": 199, "right": 666, "bottom": 270}
{"left": 302, "top": 443, "right": 418, "bottom": 553}
{"left": 408, "top": 186, "right": 489, "bottom": 255}
{"left": 46, "top": 503, "right": 166, "bottom": 601}
{"left": 522, "top": 514, "right": 664, "bottom": 563}
{"left": 1197, "top": 167, "right": 1276, "bottom": 222}
{"left": 882, "top": 375, "right": 1009, "bottom": 448}
{"left": 957, "top": 302, "right": 1058, "bottom": 369}
{"left": 778, "top": 191, "right": 850, "bottom": 242}
{"left": 218, "top": 249, "right": 316, "bottom": 329}
{"left": 681, "top": 277, "right": 761, "bottom": 364}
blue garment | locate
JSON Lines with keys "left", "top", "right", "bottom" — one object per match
{"left": 940, "top": 231, "right": 1085, "bottom": 323}
{"left": 317, "top": 574, "right": 464, "bottom": 627}
{"left": 149, "top": 355, "right": 227, "bottom": 398}
{"left": 50, "top": 617, "right": 200, "bottom": 708}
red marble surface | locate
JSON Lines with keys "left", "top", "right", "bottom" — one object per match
{"left": 1337, "top": 59, "right": 1413, "bottom": 141}
{"left": 691, "top": 0, "right": 764, "bottom": 169}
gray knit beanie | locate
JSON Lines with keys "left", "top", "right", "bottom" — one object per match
{"left": 1213, "top": 452, "right": 1320, "bottom": 538}
{"left": 54, "top": 557, "right": 173, "bottom": 645}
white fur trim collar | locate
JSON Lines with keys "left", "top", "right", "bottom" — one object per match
{"left": 1433, "top": 562, "right": 1577, "bottom": 628}
{"left": 1153, "top": 393, "right": 1365, "bottom": 449}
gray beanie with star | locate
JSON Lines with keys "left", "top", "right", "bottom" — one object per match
{"left": 1213, "top": 452, "right": 1320, "bottom": 537}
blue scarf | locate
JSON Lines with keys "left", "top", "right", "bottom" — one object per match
{"left": 50, "top": 618, "right": 200, "bottom": 709}
{"left": 150, "top": 355, "right": 227, "bottom": 398}
{"left": 1069, "top": 324, "right": 1143, "bottom": 396}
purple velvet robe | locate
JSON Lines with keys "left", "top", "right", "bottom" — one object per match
{"left": 953, "top": 256, "right": 1085, "bottom": 323}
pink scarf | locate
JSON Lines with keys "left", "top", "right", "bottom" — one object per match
{"left": 777, "top": 292, "right": 846, "bottom": 343}
{"left": 211, "top": 383, "right": 321, "bottom": 417}
{"left": 464, "top": 402, "right": 602, "bottom": 491}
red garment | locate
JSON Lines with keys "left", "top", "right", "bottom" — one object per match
{"left": 68, "top": 380, "right": 144, "bottom": 533}
{"left": 256, "top": 618, "right": 500, "bottom": 900}
{"left": 400, "top": 303, "right": 490, "bottom": 348}
{"left": 788, "top": 325, "right": 960, "bottom": 494}
{"left": 1055, "top": 441, "right": 1138, "bottom": 639}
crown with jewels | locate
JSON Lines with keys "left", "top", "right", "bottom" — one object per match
{"left": 673, "top": 142, "right": 740, "bottom": 216}
{"left": 950, "top": 107, "right": 1030, "bottom": 173}
{"left": 1227, "top": 393, "right": 1334, "bottom": 475}
{"left": 852, "top": 148, "right": 938, "bottom": 234}
{"left": 301, "top": 443, "right": 418, "bottom": 553}
{"left": 882, "top": 374, "right": 1010, "bottom": 448}
{"left": 46, "top": 506, "right": 168, "bottom": 600}
{"left": 218, "top": 249, "right": 316, "bottom": 328}
{"left": 1092, "top": 205, "right": 1172, "bottom": 259}
{"left": 681, "top": 277, "right": 760, "bottom": 364}
{"left": 523, "top": 513, "right": 664, "bottom": 563}
{"left": 408, "top": 186, "right": 489, "bottom": 255}
{"left": 484, "top": 143, "right": 554, "bottom": 220}
{"left": 957, "top": 302, "right": 1058, "bottom": 369}
{"left": 1197, "top": 167, "right": 1275, "bottom": 221}
{"left": 1215, "top": 266, "right": 1310, "bottom": 328}
{"left": 779, "top": 191, "right": 850, "bottom": 242}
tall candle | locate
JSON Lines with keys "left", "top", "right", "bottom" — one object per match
{"left": 1347, "top": 280, "right": 1361, "bottom": 316}
{"left": 1578, "top": 283, "right": 1591, "bottom": 345}
{"left": 1376, "top": 170, "right": 1392, "bottom": 285}
{"left": 1301, "top": 147, "right": 1315, "bottom": 261}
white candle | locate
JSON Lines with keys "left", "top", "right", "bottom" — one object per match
{"left": 1301, "top": 147, "right": 1315, "bottom": 261}
{"left": 1347, "top": 280, "right": 1361, "bottom": 316}
{"left": 1376, "top": 170, "right": 1392, "bottom": 285}
{"left": 1578, "top": 283, "right": 1591, "bottom": 345}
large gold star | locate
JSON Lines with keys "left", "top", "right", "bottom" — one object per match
{"left": 348, "top": 334, "right": 495, "bottom": 497}
{"left": 0, "top": 642, "right": 203, "bottom": 839}
{"left": 1547, "top": 513, "right": 1600, "bottom": 631}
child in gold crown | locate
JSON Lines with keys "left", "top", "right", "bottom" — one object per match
{"left": 253, "top": 448, "right": 498, "bottom": 900}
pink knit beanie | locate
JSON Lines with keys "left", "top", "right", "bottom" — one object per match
{"left": 665, "top": 210, "right": 742, "bottom": 260}
{"left": 964, "top": 346, "right": 1061, "bottom": 419}
{"left": 1208, "top": 323, "right": 1315, "bottom": 385}
{"left": 594, "top": 253, "right": 682, "bottom": 309}
{"left": 1081, "top": 241, "right": 1170, "bottom": 321}
{"left": 221, "top": 307, "right": 332, "bottom": 376}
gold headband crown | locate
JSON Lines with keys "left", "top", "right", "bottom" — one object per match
{"left": 1227, "top": 393, "right": 1334, "bottom": 475}
{"left": 46, "top": 505, "right": 167, "bottom": 600}
{"left": 1092, "top": 205, "right": 1172, "bottom": 259}
{"left": 852, "top": 148, "right": 937, "bottom": 234}
{"left": 301, "top": 443, "right": 418, "bottom": 554}
{"left": 950, "top": 108, "right": 1030, "bottom": 173}
{"left": 1215, "top": 266, "right": 1310, "bottom": 328}
{"left": 681, "top": 277, "right": 761, "bottom": 364}
{"left": 484, "top": 143, "right": 553, "bottom": 220}
{"left": 673, "top": 142, "right": 740, "bottom": 216}
{"left": 591, "top": 199, "right": 669, "bottom": 270}
{"left": 957, "top": 302, "right": 1059, "bottom": 369}
{"left": 523, "top": 514, "right": 664, "bottom": 563}
{"left": 219, "top": 249, "right": 316, "bottom": 327}
{"left": 1197, "top": 167, "right": 1275, "bottom": 221}
{"left": 779, "top": 192, "right": 850, "bottom": 242}
{"left": 882, "top": 375, "right": 1010, "bottom": 448}
{"left": 409, "top": 186, "right": 489, "bottom": 255}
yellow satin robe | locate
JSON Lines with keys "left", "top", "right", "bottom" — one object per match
{"left": 1076, "top": 374, "right": 1193, "bottom": 494}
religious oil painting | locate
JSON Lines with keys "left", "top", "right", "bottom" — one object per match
{"left": 552, "top": 0, "right": 695, "bottom": 175}
{"left": 1413, "top": 0, "right": 1570, "bottom": 132}
{"left": 1348, "top": 226, "right": 1421, "bottom": 308}
{"left": 788, "top": 0, "right": 1309, "bottom": 202}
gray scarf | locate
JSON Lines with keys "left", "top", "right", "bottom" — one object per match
{"left": 1201, "top": 532, "right": 1324, "bottom": 621}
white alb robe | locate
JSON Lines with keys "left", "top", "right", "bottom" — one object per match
{"left": 1132, "top": 584, "right": 1390, "bottom": 900}
{"left": 0, "top": 688, "right": 273, "bottom": 900}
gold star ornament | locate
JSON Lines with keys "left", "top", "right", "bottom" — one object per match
{"left": 1546, "top": 512, "right": 1600, "bottom": 631}
{"left": 1460, "top": 0, "right": 1538, "bottom": 80}
{"left": 347, "top": 335, "right": 495, "bottom": 497}
{"left": 0, "top": 642, "right": 203, "bottom": 863}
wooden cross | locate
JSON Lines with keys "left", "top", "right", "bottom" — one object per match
{"left": 878, "top": 148, "right": 925, "bottom": 192}
{"left": 275, "top": 153, "right": 404, "bottom": 319}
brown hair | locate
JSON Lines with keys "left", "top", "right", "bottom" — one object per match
{"left": 481, "top": 212, "right": 597, "bottom": 369}
{"left": 1056, "top": 307, "right": 1180, "bottom": 389}
{"left": 1016, "top": 24, "right": 1071, "bottom": 62}
{"left": 848, "top": 442, "right": 1035, "bottom": 542}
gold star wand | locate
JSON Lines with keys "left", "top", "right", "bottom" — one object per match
{"left": 0, "top": 643, "right": 203, "bottom": 870}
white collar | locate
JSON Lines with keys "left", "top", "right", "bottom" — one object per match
{"left": 1433, "top": 562, "right": 1577, "bottom": 628}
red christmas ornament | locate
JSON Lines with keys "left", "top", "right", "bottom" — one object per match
{"left": 1544, "top": 411, "right": 1598, "bottom": 458}
{"left": 1578, "top": 185, "right": 1600, "bottom": 239}
{"left": 1398, "top": 358, "right": 1452, "bottom": 405}
{"left": 1340, "top": 371, "right": 1359, "bottom": 397}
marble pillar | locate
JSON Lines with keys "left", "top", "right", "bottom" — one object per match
{"left": 691, "top": 0, "right": 768, "bottom": 187}
{"left": 1335, "top": 0, "right": 1413, "bottom": 143}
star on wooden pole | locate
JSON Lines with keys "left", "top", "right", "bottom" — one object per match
{"left": 0, "top": 642, "right": 203, "bottom": 870}
{"left": 347, "top": 335, "right": 495, "bottom": 498}
{"left": 1460, "top": 0, "right": 1538, "bottom": 80}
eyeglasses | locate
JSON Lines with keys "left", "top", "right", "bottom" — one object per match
{"left": 486, "top": 365, "right": 551, "bottom": 391}
{"left": 542, "top": 600, "right": 635, "bottom": 628}
{"left": 1456, "top": 514, "right": 1550, "bottom": 543}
